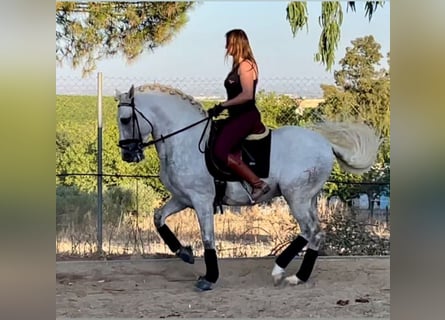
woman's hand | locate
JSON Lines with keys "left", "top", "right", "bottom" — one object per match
{"left": 207, "top": 103, "right": 225, "bottom": 117}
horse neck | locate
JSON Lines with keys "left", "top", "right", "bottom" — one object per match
{"left": 138, "top": 93, "right": 208, "bottom": 156}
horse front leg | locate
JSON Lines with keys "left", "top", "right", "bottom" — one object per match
{"left": 193, "top": 203, "right": 219, "bottom": 291}
{"left": 153, "top": 197, "right": 195, "bottom": 264}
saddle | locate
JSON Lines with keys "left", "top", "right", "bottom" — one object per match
{"left": 204, "top": 119, "right": 272, "bottom": 213}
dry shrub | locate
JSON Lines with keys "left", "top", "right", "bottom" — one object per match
{"left": 56, "top": 196, "right": 390, "bottom": 259}
{"left": 318, "top": 197, "right": 390, "bottom": 256}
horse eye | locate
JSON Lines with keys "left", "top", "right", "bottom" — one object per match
{"left": 120, "top": 117, "right": 131, "bottom": 125}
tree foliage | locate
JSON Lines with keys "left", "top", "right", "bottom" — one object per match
{"left": 56, "top": 1, "right": 385, "bottom": 75}
{"left": 256, "top": 91, "right": 300, "bottom": 128}
{"left": 286, "top": 1, "right": 385, "bottom": 71}
{"left": 306, "top": 35, "right": 390, "bottom": 204}
{"left": 56, "top": 95, "right": 167, "bottom": 198}
{"left": 56, "top": 1, "right": 195, "bottom": 76}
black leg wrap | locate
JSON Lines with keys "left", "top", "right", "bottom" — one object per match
{"left": 156, "top": 225, "right": 181, "bottom": 253}
{"left": 296, "top": 248, "right": 319, "bottom": 282}
{"left": 275, "top": 235, "right": 308, "bottom": 269}
{"left": 204, "top": 249, "right": 219, "bottom": 283}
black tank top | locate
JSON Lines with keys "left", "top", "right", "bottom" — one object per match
{"left": 224, "top": 64, "right": 258, "bottom": 117}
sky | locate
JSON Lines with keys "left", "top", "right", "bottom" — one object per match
{"left": 56, "top": 1, "right": 390, "bottom": 97}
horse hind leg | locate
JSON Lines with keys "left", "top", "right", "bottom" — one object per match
{"left": 272, "top": 193, "right": 324, "bottom": 286}
{"left": 153, "top": 198, "right": 194, "bottom": 264}
{"left": 272, "top": 234, "right": 308, "bottom": 285}
{"left": 284, "top": 194, "right": 325, "bottom": 286}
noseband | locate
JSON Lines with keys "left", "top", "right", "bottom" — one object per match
{"left": 117, "top": 97, "right": 211, "bottom": 152}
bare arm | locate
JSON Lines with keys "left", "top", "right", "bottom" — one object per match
{"left": 221, "top": 61, "right": 257, "bottom": 108}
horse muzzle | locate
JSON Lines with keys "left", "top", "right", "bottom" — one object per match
{"left": 118, "top": 140, "right": 145, "bottom": 163}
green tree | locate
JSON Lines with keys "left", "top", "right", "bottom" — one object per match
{"left": 56, "top": 95, "right": 170, "bottom": 200}
{"left": 256, "top": 91, "right": 299, "bottom": 128}
{"left": 286, "top": 1, "right": 385, "bottom": 71}
{"left": 315, "top": 35, "right": 390, "bottom": 205}
{"left": 325, "top": 35, "right": 390, "bottom": 136}
{"left": 56, "top": 1, "right": 196, "bottom": 76}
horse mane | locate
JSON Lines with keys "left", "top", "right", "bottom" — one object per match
{"left": 135, "top": 83, "right": 205, "bottom": 114}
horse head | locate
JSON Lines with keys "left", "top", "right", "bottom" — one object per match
{"left": 115, "top": 83, "right": 210, "bottom": 164}
{"left": 115, "top": 85, "right": 152, "bottom": 163}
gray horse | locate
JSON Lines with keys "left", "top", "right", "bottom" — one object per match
{"left": 115, "top": 84, "right": 381, "bottom": 291}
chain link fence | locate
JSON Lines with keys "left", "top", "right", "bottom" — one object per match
{"left": 56, "top": 74, "right": 334, "bottom": 98}
{"left": 56, "top": 73, "right": 389, "bottom": 259}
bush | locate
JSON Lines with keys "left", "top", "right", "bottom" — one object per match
{"left": 56, "top": 185, "right": 96, "bottom": 232}
{"left": 256, "top": 90, "right": 299, "bottom": 127}
{"left": 57, "top": 183, "right": 162, "bottom": 231}
{"left": 321, "top": 207, "right": 390, "bottom": 256}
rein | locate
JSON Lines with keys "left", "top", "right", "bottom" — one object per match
{"left": 118, "top": 100, "right": 211, "bottom": 151}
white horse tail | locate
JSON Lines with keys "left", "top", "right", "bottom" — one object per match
{"left": 311, "top": 120, "right": 382, "bottom": 175}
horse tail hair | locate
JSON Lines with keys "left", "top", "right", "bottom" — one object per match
{"left": 310, "top": 120, "right": 382, "bottom": 175}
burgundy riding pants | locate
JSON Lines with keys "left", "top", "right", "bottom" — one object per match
{"left": 213, "top": 108, "right": 264, "bottom": 165}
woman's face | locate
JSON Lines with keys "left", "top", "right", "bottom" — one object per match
{"left": 225, "top": 36, "right": 233, "bottom": 56}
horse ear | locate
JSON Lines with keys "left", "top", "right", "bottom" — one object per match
{"left": 114, "top": 89, "right": 122, "bottom": 101}
{"left": 129, "top": 85, "right": 135, "bottom": 99}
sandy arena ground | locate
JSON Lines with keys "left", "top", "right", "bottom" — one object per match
{"left": 56, "top": 256, "right": 390, "bottom": 319}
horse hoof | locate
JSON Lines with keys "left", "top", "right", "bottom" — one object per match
{"left": 285, "top": 275, "right": 304, "bottom": 286}
{"left": 272, "top": 273, "right": 285, "bottom": 286}
{"left": 176, "top": 246, "right": 195, "bottom": 264}
{"left": 195, "top": 276, "right": 213, "bottom": 291}
{"left": 271, "top": 264, "right": 285, "bottom": 286}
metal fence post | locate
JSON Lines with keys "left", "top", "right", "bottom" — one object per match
{"left": 97, "top": 72, "right": 103, "bottom": 253}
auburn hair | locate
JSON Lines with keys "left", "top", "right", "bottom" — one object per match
{"left": 225, "top": 29, "right": 258, "bottom": 73}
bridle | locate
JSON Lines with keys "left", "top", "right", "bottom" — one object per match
{"left": 117, "top": 96, "right": 212, "bottom": 152}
